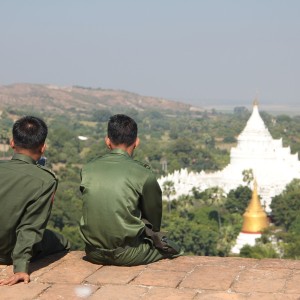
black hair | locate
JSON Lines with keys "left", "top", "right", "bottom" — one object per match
{"left": 107, "top": 114, "right": 137, "bottom": 147}
{"left": 12, "top": 116, "right": 48, "bottom": 150}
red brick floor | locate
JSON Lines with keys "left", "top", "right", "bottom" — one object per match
{"left": 1, "top": 252, "right": 300, "bottom": 299}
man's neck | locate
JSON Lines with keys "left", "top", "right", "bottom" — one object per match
{"left": 14, "top": 149, "right": 41, "bottom": 162}
{"left": 110, "top": 145, "right": 135, "bottom": 157}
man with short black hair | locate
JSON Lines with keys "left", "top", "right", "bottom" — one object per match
{"left": 0, "top": 116, "right": 70, "bottom": 286}
{"left": 80, "top": 114, "right": 180, "bottom": 266}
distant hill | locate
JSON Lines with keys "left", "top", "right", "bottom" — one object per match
{"left": 0, "top": 83, "right": 193, "bottom": 115}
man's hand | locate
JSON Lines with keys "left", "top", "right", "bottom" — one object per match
{"left": 0, "top": 272, "right": 30, "bottom": 286}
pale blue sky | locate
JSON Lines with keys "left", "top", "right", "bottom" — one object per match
{"left": 0, "top": 1, "right": 299, "bottom": 105}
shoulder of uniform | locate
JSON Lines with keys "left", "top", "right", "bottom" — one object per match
{"left": 86, "top": 155, "right": 102, "bottom": 164}
{"left": 36, "top": 164, "right": 57, "bottom": 180}
{"left": 82, "top": 156, "right": 103, "bottom": 171}
{"left": 134, "top": 159, "right": 152, "bottom": 171}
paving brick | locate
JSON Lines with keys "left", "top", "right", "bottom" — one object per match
{"left": 180, "top": 265, "right": 240, "bottom": 290}
{"left": 287, "top": 260, "right": 300, "bottom": 270}
{"left": 232, "top": 268, "right": 291, "bottom": 293}
{"left": 30, "top": 254, "right": 66, "bottom": 280}
{"left": 61, "top": 251, "right": 86, "bottom": 260}
{"left": 0, "top": 264, "right": 7, "bottom": 269}
{"left": 148, "top": 256, "right": 201, "bottom": 273}
{"left": 171, "top": 255, "right": 210, "bottom": 264}
{"left": 0, "top": 265, "right": 13, "bottom": 279}
{"left": 143, "top": 287, "right": 197, "bottom": 299}
{"left": 215, "top": 257, "right": 258, "bottom": 268}
{"left": 38, "top": 258, "right": 101, "bottom": 284}
{"left": 0, "top": 282, "right": 49, "bottom": 300}
{"left": 131, "top": 268, "right": 186, "bottom": 288}
{"left": 85, "top": 265, "right": 145, "bottom": 285}
{"left": 257, "top": 258, "right": 300, "bottom": 271}
{"left": 89, "top": 284, "right": 148, "bottom": 300}
{"left": 0, "top": 253, "right": 75, "bottom": 281}
{"left": 35, "top": 251, "right": 85, "bottom": 268}
{"left": 37, "top": 283, "right": 98, "bottom": 300}
{"left": 194, "top": 291, "right": 248, "bottom": 299}
{"left": 192, "top": 256, "right": 258, "bottom": 269}
{"left": 284, "top": 269, "right": 300, "bottom": 294}
{"left": 247, "top": 293, "right": 300, "bottom": 300}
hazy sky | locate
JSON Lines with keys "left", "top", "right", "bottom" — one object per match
{"left": 0, "top": 1, "right": 299, "bottom": 105}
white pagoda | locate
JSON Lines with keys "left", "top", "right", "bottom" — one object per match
{"left": 158, "top": 101, "right": 300, "bottom": 211}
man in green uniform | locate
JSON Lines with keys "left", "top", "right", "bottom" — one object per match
{"left": 80, "top": 114, "right": 180, "bottom": 266}
{"left": 0, "top": 116, "right": 70, "bottom": 286}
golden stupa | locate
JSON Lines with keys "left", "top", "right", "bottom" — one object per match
{"left": 241, "top": 180, "right": 269, "bottom": 233}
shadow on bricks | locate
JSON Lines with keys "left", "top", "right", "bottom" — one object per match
{"left": 29, "top": 252, "right": 69, "bottom": 273}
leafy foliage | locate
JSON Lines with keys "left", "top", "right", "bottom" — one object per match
{"left": 270, "top": 179, "right": 300, "bottom": 230}
{"left": 240, "top": 244, "right": 278, "bottom": 259}
{"left": 225, "top": 185, "right": 252, "bottom": 214}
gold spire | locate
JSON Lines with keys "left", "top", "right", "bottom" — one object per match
{"left": 241, "top": 179, "right": 269, "bottom": 233}
{"left": 253, "top": 97, "right": 259, "bottom": 107}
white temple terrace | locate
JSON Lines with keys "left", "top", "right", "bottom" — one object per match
{"left": 158, "top": 102, "right": 300, "bottom": 211}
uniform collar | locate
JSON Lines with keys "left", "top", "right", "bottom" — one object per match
{"left": 110, "top": 148, "right": 131, "bottom": 158}
{"left": 12, "top": 153, "right": 37, "bottom": 165}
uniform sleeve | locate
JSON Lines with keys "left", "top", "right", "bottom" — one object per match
{"left": 140, "top": 173, "right": 162, "bottom": 232}
{"left": 12, "top": 179, "right": 57, "bottom": 273}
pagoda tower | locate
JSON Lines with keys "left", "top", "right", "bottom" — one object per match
{"left": 231, "top": 180, "right": 269, "bottom": 254}
{"left": 159, "top": 100, "right": 300, "bottom": 211}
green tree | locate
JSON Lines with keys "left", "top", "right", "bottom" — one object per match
{"left": 162, "top": 181, "right": 176, "bottom": 213}
{"left": 240, "top": 244, "right": 278, "bottom": 259}
{"left": 92, "top": 109, "right": 112, "bottom": 122}
{"left": 234, "top": 106, "right": 249, "bottom": 115}
{"left": 242, "top": 169, "right": 254, "bottom": 186}
{"left": 270, "top": 179, "right": 300, "bottom": 231}
{"left": 204, "top": 187, "right": 226, "bottom": 232}
{"left": 217, "top": 225, "right": 237, "bottom": 256}
{"left": 162, "top": 210, "right": 219, "bottom": 256}
{"left": 225, "top": 185, "right": 252, "bottom": 214}
{"left": 223, "top": 136, "right": 237, "bottom": 143}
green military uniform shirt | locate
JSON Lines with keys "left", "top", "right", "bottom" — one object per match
{"left": 79, "top": 148, "right": 162, "bottom": 250}
{"left": 0, "top": 153, "right": 57, "bottom": 273}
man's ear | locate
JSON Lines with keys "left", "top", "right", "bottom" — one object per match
{"left": 40, "top": 143, "right": 47, "bottom": 154}
{"left": 134, "top": 137, "right": 140, "bottom": 149}
{"left": 10, "top": 139, "right": 15, "bottom": 149}
{"left": 105, "top": 136, "right": 112, "bottom": 149}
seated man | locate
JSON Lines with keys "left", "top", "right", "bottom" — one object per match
{"left": 80, "top": 114, "right": 181, "bottom": 266}
{"left": 0, "top": 116, "right": 70, "bottom": 286}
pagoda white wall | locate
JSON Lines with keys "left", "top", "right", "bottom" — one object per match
{"left": 231, "top": 232, "right": 262, "bottom": 254}
{"left": 158, "top": 105, "right": 300, "bottom": 212}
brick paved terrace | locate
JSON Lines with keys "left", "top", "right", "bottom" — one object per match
{"left": 1, "top": 251, "right": 300, "bottom": 299}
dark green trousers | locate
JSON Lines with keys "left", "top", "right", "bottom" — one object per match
{"left": 31, "top": 229, "right": 70, "bottom": 261}
{"left": 0, "top": 229, "right": 70, "bottom": 265}
{"left": 85, "top": 240, "right": 180, "bottom": 266}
